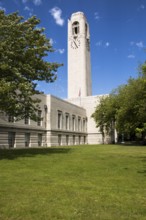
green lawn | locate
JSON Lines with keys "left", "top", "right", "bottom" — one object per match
{"left": 0, "top": 145, "right": 146, "bottom": 220}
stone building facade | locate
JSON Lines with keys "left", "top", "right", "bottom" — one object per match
{"left": 0, "top": 94, "right": 88, "bottom": 148}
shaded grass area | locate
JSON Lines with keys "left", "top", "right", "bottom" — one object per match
{"left": 0, "top": 145, "right": 146, "bottom": 220}
{"left": 0, "top": 147, "right": 71, "bottom": 160}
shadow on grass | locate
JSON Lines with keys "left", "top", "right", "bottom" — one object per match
{"left": 138, "top": 170, "right": 146, "bottom": 176}
{"left": 137, "top": 168, "right": 146, "bottom": 176}
{"left": 118, "top": 140, "right": 146, "bottom": 146}
{"left": 0, "top": 147, "right": 72, "bottom": 160}
{"left": 137, "top": 157, "right": 146, "bottom": 177}
{"left": 118, "top": 143, "right": 146, "bottom": 147}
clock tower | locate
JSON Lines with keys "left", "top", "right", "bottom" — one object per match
{"left": 68, "top": 12, "right": 92, "bottom": 98}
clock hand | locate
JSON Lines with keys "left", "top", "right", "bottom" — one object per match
{"left": 74, "top": 40, "right": 78, "bottom": 48}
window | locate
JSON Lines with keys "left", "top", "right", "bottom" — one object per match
{"left": 58, "top": 134, "right": 62, "bottom": 146}
{"left": 65, "top": 113, "right": 69, "bottom": 130}
{"left": 79, "top": 136, "right": 81, "bottom": 145}
{"left": 8, "top": 116, "right": 14, "bottom": 123}
{"left": 78, "top": 117, "right": 81, "bottom": 131}
{"left": 37, "top": 110, "right": 42, "bottom": 126}
{"left": 85, "top": 23, "right": 90, "bottom": 39}
{"left": 83, "top": 119, "right": 86, "bottom": 132}
{"left": 58, "top": 111, "right": 62, "bottom": 129}
{"left": 25, "top": 133, "right": 30, "bottom": 147}
{"left": 8, "top": 132, "right": 15, "bottom": 148}
{"left": 72, "top": 115, "right": 75, "bottom": 131}
{"left": 66, "top": 135, "right": 69, "bottom": 146}
{"left": 84, "top": 136, "right": 86, "bottom": 144}
{"left": 83, "top": 118, "right": 87, "bottom": 132}
{"left": 72, "top": 21, "right": 79, "bottom": 35}
{"left": 73, "top": 135, "right": 75, "bottom": 145}
{"left": 38, "top": 134, "right": 42, "bottom": 147}
{"left": 85, "top": 23, "right": 87, "bottom": 37}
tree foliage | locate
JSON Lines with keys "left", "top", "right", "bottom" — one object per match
{"left": 92, "top": 64, "right": 146, "bottom": 143}
{"left": 0, "top": 11, "right": 62, "bottom": 120}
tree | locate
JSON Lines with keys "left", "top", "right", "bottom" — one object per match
{"left": 139, "top": 61, "right": 146, "bottom": 78}
{"left": 116, "top": 78, "right": 146, "bottom": 137}
{"left": 92, "top": 63, "right": 146, "bottom": 144}
{"left": 92, "top": 93, "right": 119, "bottom": 143}
{"left": 0, "top": 11, "right": 62, "bottom": 120}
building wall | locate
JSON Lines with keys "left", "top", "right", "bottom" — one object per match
{"left": 0, "top": 94, "right": 47, "bottom": 149}
{"left": 0, "top": 93, "right": 112, "bottom": 148}
{"left": 0, "top": 127, "right": 46, "bottom": 149}
{"left": 45, "top": 95, "right": 87, "bottom": 147}
{"left": 67, "top": 95, "right": 111, "bottom": 144}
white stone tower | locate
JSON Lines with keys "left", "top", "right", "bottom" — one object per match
{"left": 68, "top": 12, "right": 92, "bottom": 98}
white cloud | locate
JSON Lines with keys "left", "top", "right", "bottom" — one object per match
{"left": 96, "top": 41, "right": 102, "bottom": 46}
{"left": 57, "top": 49, "right": 65, "bottom": 54}
{"left": 0, "top": 6, "right": 6, "bottom": 12}
{"left": 138, "top": 4, "right": 145, "bottom": 10}
{"left": 136, "top": 41, "right": 144, "bottom": 48}
{"left": 33, "top": 0, "right": 42, "bottom": 6}
{"left": 140, "top": 4, "right": 145, "bottom": 9}
{"left": 50, "top": 7, "right": 64, "bottom": 26}
{"left": 22, "top": 0, "right": 28, "bottom": 3}
{"left": 24, "top": 6, "right": 33, "bottom": 16}
{"left": 22, "top": 0, "right": 42, "bottom": 6}
{"left": 96, "top": 41, "right": 110, "bottom": 48}
{"left": 24, "top": 6, "right": 29, "bottom": 10}
{"left": 127, "top": 54, "right": 135, "bottom": 59}
{"left": 94, "top": 12, "right": 100, "bottom": 20}
{"left": 130, "top": 41, "right": 144, "bottom": 49}
{"left": 105, "top": 42, "right": 110, "bottom": 47}
{"left": 49, "top": 38, "right": 54, "bottom": 46}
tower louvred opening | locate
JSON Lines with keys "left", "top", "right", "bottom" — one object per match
{"left": 72, "top": 21, "right": 79, "bottom": 35}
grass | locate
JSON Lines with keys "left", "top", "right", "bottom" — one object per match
{"left": 0, "top": 145, "right": 146, "bottom": 220}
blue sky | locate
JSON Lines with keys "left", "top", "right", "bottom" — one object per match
{"left": 1, "top": 0, "right": 146, "bottom": 98}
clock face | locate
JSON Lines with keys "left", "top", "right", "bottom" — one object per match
{"left": 71, "top": 38, "right": 81, "bottom": 49}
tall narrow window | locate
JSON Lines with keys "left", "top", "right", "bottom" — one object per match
{"left": 72, "top": 21, "right": 79, "bottom": 35}
{"left": 8, "top": 132, "right": 15, "bottom": 148}
{"left": 66, "top": 135, "right": 69, "bottom": 146}
{"left": 85, "top": 23, "right": 87, "bottom": 37}
{"left": 37, "top": 110, "right": 42, "bottom": 126}
{"left": 79, "top": 136, "right": 81, "bottom": 145}
{"left": 38, "top": 134, "right": 42, "bottom": 147}
{"left": 78, "top": 117, "right": 81, "bottom": 131}
{"left": 73, "top": 135, "right": 75, "bottom": 145}
{"left": 25, "top": 133, "right": 30, "bottom": 147}
{"left": 58, "top": 111, "right": 62, "bottom": 129}
{"left": 83, "top": 119, "right": 86, "bottom": 132}
{"left": 58, "top": 134, "right": 62, "bottom": 146}
{"left": 65, "top": 113, "right": 69, "bottom": 130}
{"left": 8, "top": 116, "right": 14, "bottom": 123}
{"left": 72, "top": 115, "right": 75, "bottom": 131}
